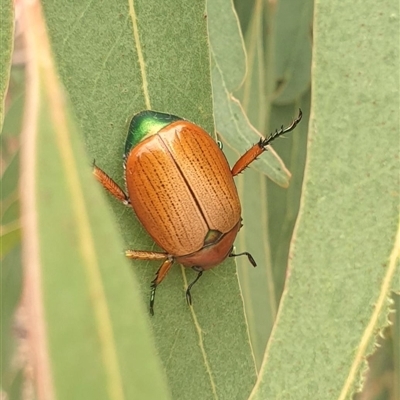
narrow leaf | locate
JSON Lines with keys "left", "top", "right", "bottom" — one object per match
{"left": 40, "top": 0, "right": 257, "bottom": 398}
{"left": 249, "top": 0, "right": 400, "bottom": 398}
{"left": 20, "top": 1, "right": 171, "bottom": 398}
{"left": 208, "top": 0, "right": 291, "bottom": 187}
{"left": 272, "top": 0, "right": 313, "bottom": 104}
{"left": 0, "top": 0, "right": 14, "bottom": 128}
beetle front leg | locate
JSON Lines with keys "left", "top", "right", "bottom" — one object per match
{"left": 93, "top": 163, "right": 130, "bottom": 205}
{"left": 231, "top": 109, "right": 302, "bottom": 176}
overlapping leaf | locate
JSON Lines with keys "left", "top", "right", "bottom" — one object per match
{"left": 39, "top": 0, "right": 257, "bottom": 398}
{"left": 248, "top": 0, "right": 400, "bottom": 398}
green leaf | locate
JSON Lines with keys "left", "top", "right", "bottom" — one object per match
{"left": 39, "top": 0, "right": 256, "bottom": 399}
{"left": 272, "top": 0, "right": 313, "bottom": 104}
{"left": 1, "top": 73, "right": 25, "bottom": 164}
{"left": 354, "top": 294, "right": 400, "bottom": 400}
{"left": 7, "top": 369, "right": 24, "bottom": 400}
{"left": 0, "top": 4, "right": 24, "bottom": 393}
{"left": 248, "top": 0, "right": 400, "bottom": 398}
{"left": 230, "top": 4, "right": 275, "bottom": 370}
{"left": 232, "top": 0, "right": 309, "bottom": 370}
{"left": 0, "top": 0, "right": 14, "bottom": 129}
{"left": 1, "top": 151, "right": 21, "bottom": 259}
{"left": 1, "top": 150, "right": 19, "bottom": 201}
{"left": 0, "top": 225, "right": 21, "bottom": 259}
{"left": 20, "top": 3, "right": 170, "bottom": 398}
{"left": 265, "top": 100, "right": 309, "bottom": 308}
{"left": 208, "top": 0, "right": 291, "bottom": 187}
{"left": 1, "top": 246, "right": 22, "bottom": 393}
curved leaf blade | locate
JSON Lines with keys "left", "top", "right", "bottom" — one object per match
{"left": 21, "top": 2, "right": 171, "bottom": 398}
{"left": 0, "top": 0, "right": 14, "bottom": 128}
{"left": 40, "top": 0, "right": 257, "bottom": 398}
{"left": 272, "top": 0, "right": 313, "bottom": 104}
{"left": 208, "top": 0, "right": 292, "bottom": 187}
{"left": 249, "top": 0, "right": 400, "bottom": 398}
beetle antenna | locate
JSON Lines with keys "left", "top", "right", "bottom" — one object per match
{"left": 261, "top": 108, "right": 303, "bottom": 147}
{"left": 186, "top": 271, "right": 203, "bottom": 305}
{"left": 230, "top": 252, "right": 257, "bottom": 267}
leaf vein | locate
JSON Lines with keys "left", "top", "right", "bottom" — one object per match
{"left": 181, "top": 265, "right": 219, "bottom": 400}
{"left": 128, "top": 0, "right": 151, "bottom": 109}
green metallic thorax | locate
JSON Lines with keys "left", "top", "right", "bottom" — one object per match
{"left": 124, "top": 110, "right": 181, "bottom": 157}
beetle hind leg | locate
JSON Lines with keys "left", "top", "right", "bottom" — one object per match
{"left": 229, "top": 251, "right": 257, "bottom": 267}
{"left": 185, "top": 267, "right": 204, "bottom": 306}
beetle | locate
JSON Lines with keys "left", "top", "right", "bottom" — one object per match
{"left": 93, "top": 109, "right": 302, "bottom": 314}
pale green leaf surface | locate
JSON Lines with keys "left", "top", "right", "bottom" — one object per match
{"left": 0, "top": 0, "right": 14, "bottom": 128}
{"left": 230, "top": 10, "right": 274, "bottom": 370}
{"left": 236, "top": 0, "right": 267, "bottom": 132}
{"left": 249, "top": 1, "right": 399, "bottom": 399}
{"left": 1, "top": 246, "right": 22, "bottom": 392}
{"left": 266, "top": 99, "right": 309, "bottom": 303}
{"left": 208, "top": 0, "right": 246, "bottom": 90}
{"left": 208, "top": 0, "right": 291, "bottom": 187}
{"left": 394, "top": 294, "right": 400, "bottom": 397}
{"left": 1, "top": 151, "right": 19, "bottom": 200}
{"left": 37, "top": 113, "right": 170, "bottom": 399}
{"left": 1, "top": 151, "right": 20, "bottom": 259}
{"left": 354, "top": 293, "right": 400, "bottom": 400}
{"left": 272, "top": 0, "right": 313, "bottom": 104}
{"left": 235, "top": 100, "right": 309, "bottom": 370}
{"left": 1, "top": 198, "right": 19, "bottom": 225}
{"left": 233, "top": 1, "right": 309, "bottom": 370}
{"left": 41, "top": 1, "right": 256, "bottom": 399}
{"left": 236, "top": 168, "right": 275, "bottom": 371}
{"left": 6, "top": 369, "right": 24, "bottom": 400}
{"left": 1, "top": 40, "right": 24, "bottom": 397}
{"left": 0, "top": 227, "right": 21, "bottom": 259}
{"left": 26, "top": 41, "right": 171, "bottom": 400}
{"left": 1, "top": 103, "right": 23, "bottom": 400}
{"left": 1, "top": 79, "right": 24, "bottom": 165}
{"left": 233, "top": 0, "right": 257, "bottom": 39}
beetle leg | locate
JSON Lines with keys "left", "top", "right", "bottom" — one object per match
{"left": 185, "top": 268, "right": 204, "bottom": 306}
{"left": 124, "top": 250, "right": 172, "bottom": 315}
{"left": 93, "top": 163, "right": 130, "bottom": 206}
{"left": 231, "top": 109, "right": 302, "bottom": 176}
{"left": 150, "top": 258, "right": 174, "bottom": 316}
{"left": 229, "top": 252, "right": 257, "bottom": 267}
{"left": 125, "top": 250, "right": 169, "bottom": 260}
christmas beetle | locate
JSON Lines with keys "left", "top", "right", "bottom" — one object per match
{"left": 94, "top": 109, "right": 302, "bottom": 314}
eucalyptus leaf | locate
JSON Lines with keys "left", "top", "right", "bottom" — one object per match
{"left": 0, "top": 0, "right": 14, "bottom": 128}
{"left": 233, "top": 1, "right": 310, "bottom": 371}
{"left": 21, "top": 2, "right": 171, "bottom": 398}
{"left": 40, "top": 0, "right": 257, "bottom": 398}
{"left": 249, "top": 0, "right": 400, "bottom": 398}
{"left": 272, "top": 0, "right": 313, "bottom": 104}
{"left": 208, "top": 0, "right": 292, "bottom": 187}
{"left": 1, "top": 246, "right": 22, "bottom": 393}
